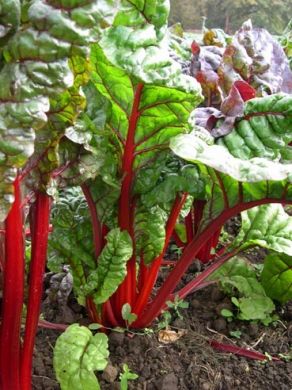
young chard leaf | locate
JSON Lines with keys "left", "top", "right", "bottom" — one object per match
{"left": 261, "top": 253, "right": 292, "bottom": 303}
{"left": 54, "top": 324, "right": 109, "bottom": 390}
{"left": 85, "top": 228, "right": 133, "bottom": 305}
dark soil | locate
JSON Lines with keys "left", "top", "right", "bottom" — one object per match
{"left": 32, "top": 283, "right": 292, "bottom": 390}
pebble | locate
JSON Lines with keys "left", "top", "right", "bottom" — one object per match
{"left": 161, "top": 373, "right": 178, "bottom": 390}
{"left": 213, "top": 318, "right": 227, "bottom": 332}
{"left": 102, "top": 364, "right": 118, "bottom": 383}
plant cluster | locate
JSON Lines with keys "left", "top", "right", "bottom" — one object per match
{"left": 0, "top": 1, "right": 291, "bottom": 389}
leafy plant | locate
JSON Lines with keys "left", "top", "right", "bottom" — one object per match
{"left": 54, "top": 324, "right": 109, "bottom": 390}
{"left": 209, "top": 257, "right": 276, "bottom": 324}
{"left": 119, "top": 364, "right": 139, "bottom": 390}
{"left": 0, "top": 4, "right": 292, "bottom": 389}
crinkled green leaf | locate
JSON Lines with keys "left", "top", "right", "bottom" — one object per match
{"left": 233, "top": 204, "right": 292, "bottom": 255}
{"left": 84, "top": 228, "right": 133, "bottom": 305}
{"left": 209, "top": 257, "right": 255, "bottom": 282}
{"left": 261, "top": 252, "right": 292, "bottom": 303}
{"left": 48, "top": 188, "right": 95, "bottom": 300}
{"left": 100, "top": 0, "right": 200, "bottom": 90}
{"left": 135, "top": 206, "right": 166, "bottom": 264}
{"left": 54, "top": 324, "right": 109, "bottom": 390}
{"left": 0, "top": 0, "right": 20, "bottom": 45}
{"left": 170, "top": 131, "right": 292, "bottom": 183}
{"left": 0, "top": 0, "right": 119, "bottom": 221}
{"left": 217, "top": 94, "right": 292, "bottom": 161}
{"left": 90, "top": 44, "right": 201, "bottom": 169}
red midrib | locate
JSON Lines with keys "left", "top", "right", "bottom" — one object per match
{"left": 0, "top": 177, "right": 24, "bottom": 390}
{"left": 116, "top": 82, "right": 144, "bottom": 309}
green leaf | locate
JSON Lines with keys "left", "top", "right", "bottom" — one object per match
{"left": 217, "top": 94, "right": 292, "bottom": 161}
{"left": 233, "top": 204, "right": 292, "bottom": 255}
{"left": 48, "top": 188, "right": 96, "bottom": 301}
{"left": 0, "top": 0, "right": 119, "bottom": 221}
{"left": 221, "top": 309, "right": 233, "bottom": 318}
{"left": 209, "top": 256, "right": 255, "bottom": 281}
{"left": 261, "top": 252, "right": 292, "bottom": 303}
{"left": 237, "top": 296, "right": 275, "bottom": 322}
{"left": 84, "top": 228, "right": 133, "bottom": 305}
{"left": 121, "top": 303, "right": 137, "bottom": 325}
{"left": 170, "top": 130, "right": 292, "bottom": 183}
{"left": 135, "top": 206, "right": 166, "bottom": 264}
{"left": 100, "top": 0, "right": 201, "bottom": 90}
{"left": 54, "top": 324, "right": 109, "bottom": 390}
{"left": 209, "top": 257, "right": 275, "bottom": 323}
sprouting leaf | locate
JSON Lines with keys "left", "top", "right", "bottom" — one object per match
{"left": 261, "top": 252, "right": 292, "bottom": 303}
{"left": 119, "top": 364, "right": 139, "bottom": 390}
{"left": 121, "top": 303, "right": 137, "bottom": 326}
{"left": 53, "top": 324, "right": 109, "bottom": 390}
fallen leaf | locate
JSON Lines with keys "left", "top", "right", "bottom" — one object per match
{"left": 158, "top": 329, "right": 187, "bottom": 344}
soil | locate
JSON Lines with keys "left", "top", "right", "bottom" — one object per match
{"left": 32, "top": 282, "right": 292, "bottom": 390}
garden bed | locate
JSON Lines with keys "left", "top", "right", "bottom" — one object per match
{"left": 32, "top": 282, "right": 292, "bottom": 390}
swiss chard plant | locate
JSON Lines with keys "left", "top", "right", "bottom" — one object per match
{"left": 0, "top": 2, "right": 292, "bottom": 389}
{"left": 49, "top": 8, "right": 292, "bottom": 335}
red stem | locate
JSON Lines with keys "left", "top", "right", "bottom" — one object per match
{"left": 21, "top": 192, "right": 51, "bottom": 390}
{"left": 175, "top": 249, "right": 238, "bottom": 300}
{"left": 210, "top": 340, "right": 280, "bottom": 362}
{"left": 0, "top": 177, "right": 24, "bottom": 390}
{"left": 185, "top": 209, "right": 194, "bottom": 243}
{"left": 132, "top": 193, "right": 188, "bottom": 319}
{"left": 135, "top": 198, "right": 291, "bottom": 328}
{"left": 116, "top": 83, "right": 144, "bottom": 309}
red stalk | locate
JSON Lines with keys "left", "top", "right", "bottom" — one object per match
{"left": 210, "top": 340, "right": 280, "bottom": 361}
{"left": 185, "top": 210, "right": 194, "bottom": 243}
{"left": 116, "top": 83, "right": 144, "bottom": 309}
{"left": 175, "top": 249, "right": 238, "bottom": 300}
{"left": 21, "top": 192, "right": 51, "bottom": 390}
{"left": 135, "top": 198, "right": 291, "bottom": 328}
{"left": 103, "top": 301, "right": 119, "bottom": 328}
{"left": 0, "top": 177, "right": 24, "bottom": 390}
{"left": 132, "top": 193, "right": 188, "bottom": 318}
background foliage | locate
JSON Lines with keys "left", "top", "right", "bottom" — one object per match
{"left": 169, "top": 0, "right": 292, "bottom": 34}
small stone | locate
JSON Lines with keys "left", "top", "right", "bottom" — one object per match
{"left": 161, "top": 373, "right": 178, "bottom": 390}
{"left": 189, "top": 259, "right": 202, "bottom": 273}
{"left": 201, "top": 382, "right": 211, "bottom": 390}
{"left": 102, "top": 364, "right": 118, "bottom": 383}
{"left": 248, "top": 323, "right": 259, "bottom": 337}
{"left": 213, "top": 318, "right": 227, "bottom": 332}
{"left": 211, "top": 286, "right": 225, "bottom": 302}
